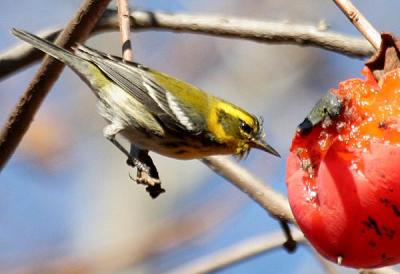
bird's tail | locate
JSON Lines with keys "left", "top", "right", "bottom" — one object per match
{"left": 11, "top": 28, "right": 89, "bottom": 72}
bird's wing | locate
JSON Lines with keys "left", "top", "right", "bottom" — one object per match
{"left": 74, "top": 44, "right": 205, "bottom": 134}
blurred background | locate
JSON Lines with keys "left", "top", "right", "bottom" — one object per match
{"left": 0, "top": 0, "right": 399, "bottom": 273}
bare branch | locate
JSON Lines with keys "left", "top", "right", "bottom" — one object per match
{"left": 0, "top": 10, "right": 374, "bottom": 80}
{"left": 114, "top": 1, "right": 162, "bottom": 196}
{"left": 127, "top": 10, "right": 373, "bottom": 58}
{"left": 166, "top": 230, "right": 306, "bottom": 274}
{"left": 116, "top": 0, "right": 133, "bottom": 60}
{"left": 333, "top": 0, "right": 381, "bottom": 49}
{"left": 0, "top": 0, "right": 112, "bottom": 170}
{"left": 360, "top": 268, "right": 400, "bottom": 274}
{"left": 202, "top": 156, "right": 295, "bottom": 223}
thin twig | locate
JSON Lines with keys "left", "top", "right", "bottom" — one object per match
{"left": 0, "top": 0, "right": 112, "bottom": 171}
{"left": 0, "top": 10, "right": 374, "bottom": 80}
{"left": 166, "top": 230, "right": 306, "bottom": 274}
{"left": 116, "top": 0, "right": 133, "bottom": 60}
{"left": 115, "top": 0, "right": 162, "bottom": 197}
{"left": 333, "top": 0, "right": 381, "bottom": 49}
{"left": 360, "top": 268, "right": 400, "bottom": 274}
{"left": 202, "top": 156, "right": 295, "bottom": 223}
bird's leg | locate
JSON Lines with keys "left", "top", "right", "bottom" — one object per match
{"left": 103, "top": 124, "right": 148, "bottom": 172}
{"left": 103, "top": 123, "right": 164, "bottom": 198}
{"left": 129, "top": 145, "right": 165, "bottom": 198}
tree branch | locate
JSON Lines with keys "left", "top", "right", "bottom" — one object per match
{"left": 116, "top": 0, "right": 133, "bottom": 60}
{"left": 166, "top": 230, "right": 306, "bottom": 274}
{"left": 0, "top": 9, "right": 374, "bottom": 80}
{"left": 114, "top": 1, "right": 163, "bottom": 197}
{"left": 333, "top": 0, "right": 381, "bottom": 49}
{"left": 360, "top": 268, "right": 400, "bottom": 274}
{"left": 202, "top": 156, "right": 295, "bottom": 223}
{"left": 0, "top": 0, "right": 112, "bottom": 170}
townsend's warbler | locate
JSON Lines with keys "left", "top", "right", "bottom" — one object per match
{"left": 12, "top": 28, "right": 280, "bottom": 160}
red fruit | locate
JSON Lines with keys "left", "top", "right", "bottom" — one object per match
{"left": 286, "top": 67, "right": 400, "bottom": 268}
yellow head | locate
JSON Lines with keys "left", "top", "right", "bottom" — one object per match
{"left": 207, "top": 100, "right": 280, "bottom": 158}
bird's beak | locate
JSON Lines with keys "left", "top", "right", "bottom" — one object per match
{"left": 250, "top": 138, "right": 281, "bottom": 157}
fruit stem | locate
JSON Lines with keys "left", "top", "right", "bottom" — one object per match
{"left": 333, "top": 0, "right": 381, "bottom": 50}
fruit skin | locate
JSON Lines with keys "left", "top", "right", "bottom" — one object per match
{"left": 286, "top": 68, "right": 400, "bottom": 268}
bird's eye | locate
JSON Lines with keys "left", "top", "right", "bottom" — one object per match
{"left": 240, "top": 121, "right": 253, "bottom": 134}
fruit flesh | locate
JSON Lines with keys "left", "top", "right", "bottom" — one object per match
{"left": 292, "top": 68, "right": 400, "bottom": 201}
{"left": 287, "top": 68, "right": 400, "bottom": 267}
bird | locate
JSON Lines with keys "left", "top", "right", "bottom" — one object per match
{"left": 12, "top": 28, "right": 280, "bottom": 162}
